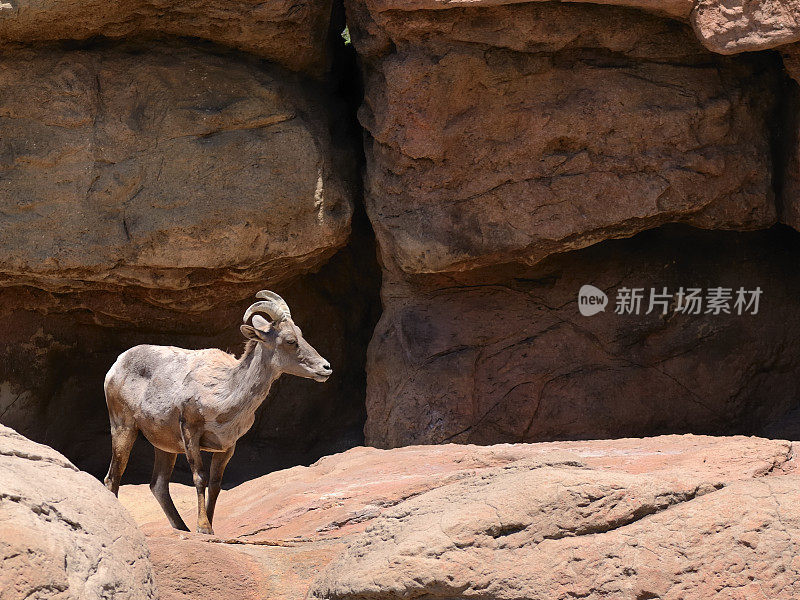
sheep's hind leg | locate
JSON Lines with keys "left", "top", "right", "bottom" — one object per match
{"left": 104, "top": 425, "right": 138, "bottom": 496}
{"left": 206, "top": 444, "right": 235, "bottom": 528}
{"left": 180, "top": 418, "right": 213, "bottom": 535}
{"left": 150, "top": 447, "right": 189, "bottom": 531}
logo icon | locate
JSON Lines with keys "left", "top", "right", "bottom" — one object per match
{"left": 578, "top": 285, "right": 608, "bottom": 317}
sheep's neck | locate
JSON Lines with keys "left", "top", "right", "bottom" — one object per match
{"left": 225, "top": 343, "right": 279, "bottom": 416}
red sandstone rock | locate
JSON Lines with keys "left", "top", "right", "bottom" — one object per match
{"left": 0, "top": 41, "right": 365, "bottom": 479}
{"left": 118, "top": 435, "right": 799, "bottom": 600}
{"left": 311, "top": 476, "right": 800, "bottom": 600}
{"left": 0, "top": 425, "right": 156, "bottom": 600}
{"left": 358, "top": 0, "right": 693, "bottom": 20}
{"left": 0, "top": 43, "right": 351, "bottom": 298}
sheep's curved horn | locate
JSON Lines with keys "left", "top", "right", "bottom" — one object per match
{"left": 243, "top": 299, "right": 287, "bottom": 325}
{"left": 255, "top": 290, "right": 291, "bottom": 319}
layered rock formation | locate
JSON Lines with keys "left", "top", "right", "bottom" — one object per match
{"left": 3, "top": 0, "right": 800, "bottom": 596}
{"left": 345, "top": 0, "right": 800, "bottom": 448}
{"left": 353, "top": 0, "right": 800, "bottom": 55}
{"left": 0, "top": 425, "right": 156, "bottom": 599}
{"left": 350, "top": 1, "right": 778, "bottom": 275}
{"left": 0, "top": 0, "right": 799, "bottom": 521}
{"left": 0, "top": 0, "right": 332, "bottom": 75}
{"left": 0, "top": 238, "right": 378, "bottom": 481}
{"left": 117, "top": 435, "right": 800, "bottom": 600}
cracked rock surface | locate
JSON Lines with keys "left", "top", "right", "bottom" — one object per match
{"left": 346, "top": 0, "right": 800, "bottom": 450}
{"left": 0, "top": 424, "right": 156, "bottom": 600}
{"left": 118, "top": 434, "right": 799, "bottom": 600}
{"left": 311, "top": 477, "right": 800, "bottom": 600}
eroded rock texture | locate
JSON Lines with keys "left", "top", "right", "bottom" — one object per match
{"left": 310, "top": 448, "right": 800, "bottom": 600}
{"left": 346, "top": 0, "right": 800, "bottom": 448}
{"left": 0, "top": 424, "right": 156, "bottom": 600}
{"left": 0, "top": 43, "right": 351, "bottom": 297}
{"left": 692, "top": 0, "right": 800, "bottom": 54}
{"left": 366, "top": 226, "right": 800, "bottom": 447}
{"left": 0, "top": 0, "right": 332, "bottom": 75}
{"left": 116, "top": 436, "right": 800, "bottom": 600}
{"left": 348, "top": 1, "right": 779, "bottom": 275}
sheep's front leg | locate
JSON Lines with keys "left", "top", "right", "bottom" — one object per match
{"left": 207, "top": 444, "right": 235, "bottom": 528}
{"left": 179, "top": 417, "right": 213, "bottom": 535}
{"left": 150, "top": 447, "right": 189, "bottom": 531}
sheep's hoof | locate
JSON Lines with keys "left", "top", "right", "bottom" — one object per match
{"left": 197, "top": 525, "right": 214, "bottom": 535}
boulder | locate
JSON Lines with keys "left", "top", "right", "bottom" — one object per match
{"left": 310, "top": 461, "right": 800, "bottom": 600}
{"left": 347, "top": 0, "right": 779, "bottom": 276}
{"left": 692, "top": 0, "right": 800, "bottom": 55}
{"left": 116, "top": 435, "right": 800, "bottom": 600}
{"left": 141, "top": 535, "right": 341, "bottom": 600}
{"left": 0, "top": 0, "right": 332, "bottom": 75}
{"left": 0, "top": 424, "right": 156, "bottom": 600}
{"left": 0, "top": 43, "right": 352, "bottom": 300}
{"left": 366, "top": 226, "right": 800, "bottom": 447}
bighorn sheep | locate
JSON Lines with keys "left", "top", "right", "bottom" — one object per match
{"left": 103, "top": 290, "right": 331, "bottom": 534}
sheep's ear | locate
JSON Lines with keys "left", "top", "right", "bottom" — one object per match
{"left": 240, "top": 325, "right": 260, "bottom": 340}
{"left": 251, "top": 314, "right": 273, "bottom": 333}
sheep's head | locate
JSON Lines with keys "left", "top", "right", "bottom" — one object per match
{"left": 240, "top": 290, "right": 332, "bottom": 382}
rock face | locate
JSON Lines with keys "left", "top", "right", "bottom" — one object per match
{"left": 0, "top": 0, "right": 332, "bottom": 75}
{"left": 366, "top": 226, "right": 800, "bottom": 447}
{"left": 0, "top": 43, "right": 351, "bottom": 297}
{"left": 0, "top": 39, "right": 371, "bottom": 480}
{"left": 0, "top": 424, "right": 156, "bottom": 600}
{"left": 117, "top": 435, "right": 800, "bottom": 600}
{"left": 345, "top": 0, "right": 800, "bottom": 449}
{"left": 348, "top": 0, "right": 779, "bottom": 276}
{"left": 692, "top": 0, "right": 800, "bottom": 55}
{"left": 0, "top": 0, "right": 368, "bottom": 494}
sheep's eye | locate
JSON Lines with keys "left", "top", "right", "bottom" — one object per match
{"left": 286, "top": 338, "right": 297, "bottom": 346}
